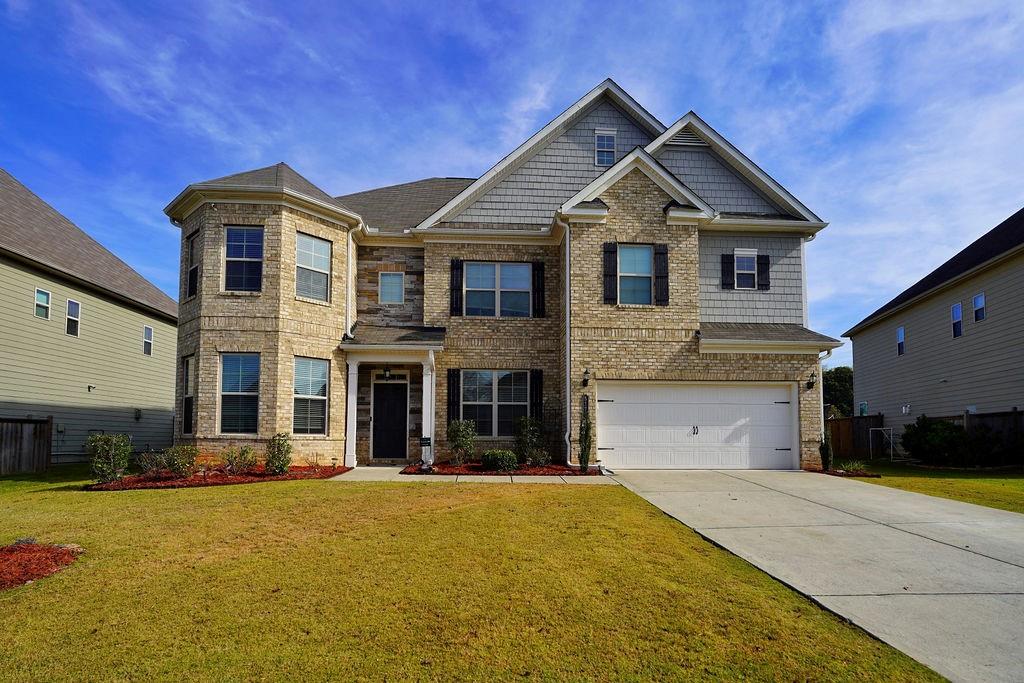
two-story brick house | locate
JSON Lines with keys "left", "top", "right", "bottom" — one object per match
{"left": 164, "top": 79, "right": 839, "bottom": 470}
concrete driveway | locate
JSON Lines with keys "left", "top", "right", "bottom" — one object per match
{"left": 613, "top": 469, "right": 1024, "bottom": 683}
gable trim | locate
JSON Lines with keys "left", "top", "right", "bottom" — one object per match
{"left": 646, "top": 112, "right": 823, "bottom": 224}
{"left": 413, "top": 79, "right": 665, "bottom": 230}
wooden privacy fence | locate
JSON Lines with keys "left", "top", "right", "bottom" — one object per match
{"left": 0, "top": 417, "right": 52, "bottom": 475}
{"left": 827, "top": 414, "right": 883, "bottom": 460}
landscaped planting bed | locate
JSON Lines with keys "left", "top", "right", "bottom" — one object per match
{"left": 1, "top": 541, "right": 83, "bottom": 590}
{"left": 86, "top": 466, "right": 349, "bottom": 491}
{"left": 400, "top": 462, "right": 600, "bottom": 476}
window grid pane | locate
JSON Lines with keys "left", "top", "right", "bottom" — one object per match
{"left": 461, "top": 370, "right": 528, "bottom": 438}
{"left": 221, "top": 353, "right": 259, "bottom": 433}
{"left": 225, "top": 227, "right": 263, "bottom": 292}
{"left": 379, "top": 272, "right": 404, "bottom": 303}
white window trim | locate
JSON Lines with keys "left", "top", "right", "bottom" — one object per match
{"left": 293, "top": 356, "right": 329, "bottom": 435}
{"left": 143, "top": 325, "right": 153, "bottom": 356}
{"left": 65, "top": 299, "right": 81, "bottom": 337}
{"left": 951, "top": 302, "right": 963, "bottom": 338}
{"left": 378, "top": 271, "right": 405, "bottom": 305}
{"left": 896, "top": 326, "right": 905, "bottom": 357}
{"left": 460, "top": 369, "right": 530, "bottom": 439}
{"left": 219, "top": 352, "right": 260, "bottom": 435}
{"left": 223, "top": 226, "right": 264, "bottom": 293}
{"left": 595, "top": 128, "right": 617, "bottom": 167}
{"left": 182, "top": 355, "right": 195, "bottom": 435}
{"left": 463, "top": 262, "right": 532, "bottom": 318}
{"left": 34, "top": 288, "right": 51, "bottom": 320}
{"left": 295, "top": 232, "right": 332, "bottom": 302}
{"left": 617, "top": 244, "right": 654, "bottom": 305}
{"left": 186, "top": 232, "right": 200, "bottom": 299}
{"left": 973, "top": 292, "right": 986, "bottom": 322}
{"left": 734, "top": 248, "right": 758, "bottom": 290}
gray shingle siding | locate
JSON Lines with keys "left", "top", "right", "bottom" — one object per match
{"left": 655, "top": 147, "right": 785, "bottom": 215}
{"left": 454, "top": 98, "right": 654, "bottom": 224}
{"left": 699, "top": 233, "right": 804, "bottom": 323}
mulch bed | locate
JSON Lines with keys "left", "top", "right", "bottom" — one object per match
{"left": 823, "top": 469, "right": 880, "bottom": 478}
{"left": 400, "top": 462, "right": 600, "bottom": 476}
{"left": 85, "top": 465, "right": 351, "bottom": 491}
{"left": 1, "top": 541, "right": 83, "bottom": 590}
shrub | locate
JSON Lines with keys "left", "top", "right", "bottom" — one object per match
{"left": 514, "top": 416, "right": 549, "bottom": 466}
{"left": 901, "top": 415, "right": 967, "bottom": 466}
{"left": 578, "top": 402, "right": 593, "bottom": 473}
{"left": 447, "top": 419, "right": 476, "bottom": 466}
{"left": 87, "top": 434, "right": 131, "bottom": 483}
{"left": 264, "top": 433, "right": 293, "bottom": 475}
{"left": 162, "top": 444, "right": 199, "bottom": 478}
{"left": 819, "top": 428, "right": 833, "bottom": 471}
{"left": 223, "top": 445, "right": 258, "bottom": 475}
{"left": 482, "top": 449, "right": 518, "bottom": 471}
{"left": 136, "top": 450, "right": 164, "bottom": 475}
{"left": 836, "top": 459, "right": 866, "bottom": 472}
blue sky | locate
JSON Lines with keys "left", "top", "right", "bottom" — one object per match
{"left": 3, "top": 0, "right": 1023, "bottom": 366}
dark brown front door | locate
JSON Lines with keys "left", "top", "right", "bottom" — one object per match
{"left": 372, "top": 383, "right": 407, "bottom": 459}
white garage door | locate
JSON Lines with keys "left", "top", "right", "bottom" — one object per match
{"left": 596, "top": 383, "right": 797, "bottom": 469}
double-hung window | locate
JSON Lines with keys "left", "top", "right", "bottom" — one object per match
{"left": 595, "top": 129, "right": 616, "bottom": 166}
{"left": 951, "top": 302, "right": 963, "bottom": 338}
{"left": 182, "top": 355, "right": 195, "bottom": 435}
{"left": 464, "top": 262, "right": 531, "bottom": 317}
{"left": 66, "top": 300, "right": 80, "bottom": 337}
{"left": 973, "top": 292, "right": 986, "bottom": 321}
{"left": 143, "top": 326, "right": 153, "bottom": 356}
{"left": 296, "top": 233, "right": 331, "bottom": 301}
{"left": 618, "top": 245, "right": 653, "bottom": 304}
{"left": 460, "top": 370, "right": 529, "bottom": 437}
{"left": 293, "top": 357, "right": 328, "bottom": 435}
{"left": 34, "top": 289, "right": 50, "bottom": 319}
{"left": 734, "top": 249, "right": 758, "bottom": 290}
{"left": 896, "top": 326, "right": 905, "bottom": 356}
{"left": 221, "top": 353, "right": 259, "bottom": 433}
{"left": 186, "top": 232, "right": 200, "bottom": 298}
{"left": 225, "top": 227, "right": 264, "bottom": 292}
{"left": 379, "top": 272, "right": 405, "bottom": 304}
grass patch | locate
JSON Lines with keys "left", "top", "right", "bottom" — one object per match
{"left": 858, "top": 461, "right": 1024, "bottom": 514}
{"left": 0, "top": 465, "right": 937, "bottom": 681}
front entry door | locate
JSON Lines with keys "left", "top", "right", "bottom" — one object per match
{"left": 372, "top": 382, "right": 408, "bottom": 459}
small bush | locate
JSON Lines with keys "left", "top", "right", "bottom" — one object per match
{"left": 482, "top": 449, "right": 518, "bottom": 471}
{"left": 162, "top": 444, "right": 199, "bottom": 478}
{"left": 264, "top": 433, "right": 293, "bottom": 475}
{"left": 447, "top": 419, "right": 477, "bottom": 466}
{"left": 578, "top": 403, "right": 593, "bottom": 473}
{"left": 836, "top": 459, "right": 866, "bottom": 472}
{"left": 901, "top": 415, "right": 967, "bottom": 466}
{"left": 819, "top": 428, "right": 833, "bottom": 471}
{"left": 514, "top": 416, "right": 544, "bottom": 464}
{"left": 223, "top": 445, "right": 258, "bottom": 475}
{"left": 87, "top": 434, "right": 131, "bottom": 483}
{"left": 136, "top": 450, "right": 164, "bottom": 474}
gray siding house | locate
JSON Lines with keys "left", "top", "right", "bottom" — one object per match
{"left": 0, "top": 169, "right": 178, "bottom": 462}
{"left": 845, "top": 207, "right": 1024, "bottom": 433}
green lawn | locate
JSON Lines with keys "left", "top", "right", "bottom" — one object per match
{"left": 0, "top": 466, "right": 937, "bottom": 681}
{"left": 855, "top": 462, "right": 1024, "bottom": 514}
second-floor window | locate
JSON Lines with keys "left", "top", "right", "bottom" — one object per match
{"left": 143, "top": 326, "right": 153, "bottom": 356}
{"left": 296, "top": 233, "right": 331, "bottom": 301}
{"left": 973, "top": 292, "right": 986, "bottom": 321}
{"left": 34, "top": 288, "right": 50, "bottom": 319}
{"left": 896, "top": 326, "right": 905, "bottom": 356}
{"left": 595, "top": 129, "right": 616, "bottom": 166}
{"left": 379, "top": 272, "right": 404, "bottom": 304}
{"left": 225, "top": 227, "right": 263, "bottom": 292}
{"left": 465, "top": 262, "right": 531, "bottom": 317}
{"left": 66, "top": 299, "right": 80, "bottom": 337}
{"left": 186, "top": 232, "right": 199, "bottom": 298}
{"left": 618, "top": 245, "right": 653, "bottom": 305}
{"left": 951, "top": 302, "right": 962, "bottom": 338}
{"left": 734, "top": 250, "right": 758, "bottom": 289}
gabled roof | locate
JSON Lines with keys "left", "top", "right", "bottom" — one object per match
{"left": 414, "top": 78, "right": 666, "bottom": 230}
{"left": 0, "top": 168, "right": 177, "bottom": 320}
{"left": 845, "top": 207, "right": 1024, "bottom": 337}
{"left": 646, "top": 112, "right": 823, "bottom": 223}
{"left": 700, "top": 322, "right": 840, "bottom": 345}
{"left": 560, "top": 147, "right": 714, "bottom": 218}
{"left": 337, "top": 177, "right": 474, "bottom": 233}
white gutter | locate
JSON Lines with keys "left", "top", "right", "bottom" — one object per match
{"left": 818, "top": 348, "right": 833, "bottom": 441}
{"left": 562, "top": 217, "right": 573, "bottom": 464}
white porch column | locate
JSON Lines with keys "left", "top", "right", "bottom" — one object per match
{"left": 421, "top": 352, "right": 435, "bottom": 466}
{"left": 345, "top": 360, "right": 359, "bottom": 467}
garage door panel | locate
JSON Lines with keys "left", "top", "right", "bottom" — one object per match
{"left": 596, "top": 383, "right": 796, "bottom": 470}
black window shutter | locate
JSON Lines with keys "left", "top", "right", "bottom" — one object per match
{"left": 531, "top": 261, "right": 545, "bottom": 317}
{"left": 529, "top": 369, "right": 543, "bottom": 418}
{"left": 602, "top": 242, "right": 617, "bottom": 304}
{"left": 756, "top": 254, "right": 771, "bottom": 290}
{"left": 447, "top": 369, "right": 461, "bottom": 425}
{"left": 449, "top": 259, "right": 463, "bottom": 315}
{"left": 654, "top": 244, "right": 669, "bottom": 306}
{"left": 721, "top": 253, "right": 735, "bottom": 290}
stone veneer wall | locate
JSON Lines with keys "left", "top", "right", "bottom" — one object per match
{"left": 566, "top": 169, "right": 823, "bottom": 469}
{"left": 356, "top": 245, "right": 424, "bottom": 326}
{"left": 174, "top": 202, "right": 352, "bottom": 464}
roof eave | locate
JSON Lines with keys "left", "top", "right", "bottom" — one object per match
{"left": 164, "top": 184, "right": 363, "bottom": 227}
{"left": 699, "top": 337, "right": 842, "bottom": 355}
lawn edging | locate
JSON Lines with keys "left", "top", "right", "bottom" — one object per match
{"left": 85, "top": 466, "right": 350, "bottom": 491}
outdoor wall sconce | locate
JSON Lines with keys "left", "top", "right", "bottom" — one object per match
{"left": 383, "top": 366, "right": 392, "bottom": 380}
{"left": 805, "top": 372, "right": 817, "bottom": 390}
{"left": 582, "top": 368, "right": 591, "bottom": 387}
{"left": 134, "top": 408, "right": 142, "bottom": 422}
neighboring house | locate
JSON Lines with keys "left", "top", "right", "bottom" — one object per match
{"left": 164, "top": 79, "right": 839, "bottom": 471}
{"left": 0, "top": 169, "right": 178, "bottom": 462}
{"left": 845, "top": 207, "right": 1024, "bottom": 432}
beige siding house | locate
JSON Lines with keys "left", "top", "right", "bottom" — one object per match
{"left": 165, "top": 79, "right": 840, "bottom": 471}
{"left": 0, "top": 169, "right": 178, "bottom": 462}
{"left": 846, "top": 208, "right": 1024, "bottom": 433}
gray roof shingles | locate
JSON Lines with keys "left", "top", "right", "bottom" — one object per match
{"left": 0, "top": 168, "right": 177, "bottom": 320}
{"left": 337, "top": 177, "right": 475, "bottom": 232}
{"left": 700, "top": 322, "right": 840, "bottom": 345}
{"left": 341, "top": 323, "right": 446, "bottom": 346}
{"left": 198, "top": 162, "right": 354, "bottom": 213}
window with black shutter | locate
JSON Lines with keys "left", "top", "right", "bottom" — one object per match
{"left": 447, "top": 368, "right": 461, "bottom": 425}
{"left": 756, "top": 254, "right": 771, "bottom": 290}
{"left": 720, "top": 253, "right": 735, "bottom": 289}
{"left": 653, "top": 244, "right": 669, "bottom": 305}
{"left": 531, "top": 261, "right": 545, "bottom": 317}
{"left": 449, "top": 259, "right": 463, "bottom": 316}
{"left": 602, "top": 242, "right": 617, "bottom": 303}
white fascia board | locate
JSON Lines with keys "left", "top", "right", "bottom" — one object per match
{"left": 665, "top": 207, "right": 707, "bottom": 225}
{"left": 699, "top": 338, "right": 842, "bottom": 354}
{"left": 340, "top": 344, "right": 444, "bottom": 355}
{"left": 165, "top": 184, "right": 363, "bottom": 227}
{"left": 561, "top": 206, "right": 609, "bottom": 223}
{"left": 646, "top": 112, "right": 823, "bottom": 224}
{"left": 560, "top": 148, "right": 714, "bottom": 217}
{"left": 414, "top": 79, "right": 666, "bottom": 230}
{"left": 702, "top": 216, "right": 827, "bottom": 236}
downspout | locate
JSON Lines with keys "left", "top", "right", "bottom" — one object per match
{"left": 562, "top": 217, "right": 573, "bottom": 464}
{"left": 818, "top": 348, "right": 833, "bottom": 438}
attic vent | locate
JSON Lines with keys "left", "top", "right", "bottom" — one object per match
{"left": 666, "top": 129, "right": 708, "bottom": 146}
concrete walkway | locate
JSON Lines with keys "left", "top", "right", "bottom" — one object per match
{"left": 329, "top": 466, "right": 617, "bottom": 485}
{"left": 613, "top": 469, "right": 1024, "bottom": 683}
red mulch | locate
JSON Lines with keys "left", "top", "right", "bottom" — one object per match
{"left": 85, "top": 465, "right": 351, "bottom": 491}
{"left": 1, "top": 542, "right": 82, "bottom": 590}
{"left": 400, "top": 462, "right": 600, "bottom": 476}
{"left": 823, "top": 469, "right": 880, "bottom": 478}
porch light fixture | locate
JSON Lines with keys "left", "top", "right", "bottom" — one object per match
{"left": 383, "top": 366, "right": 392, "bottom": 380}
{"left": 805, "top": 371, "right": 816, "bottom": 390}
{"left": 582, "top": 368, "right": 591, "bottom": 387}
